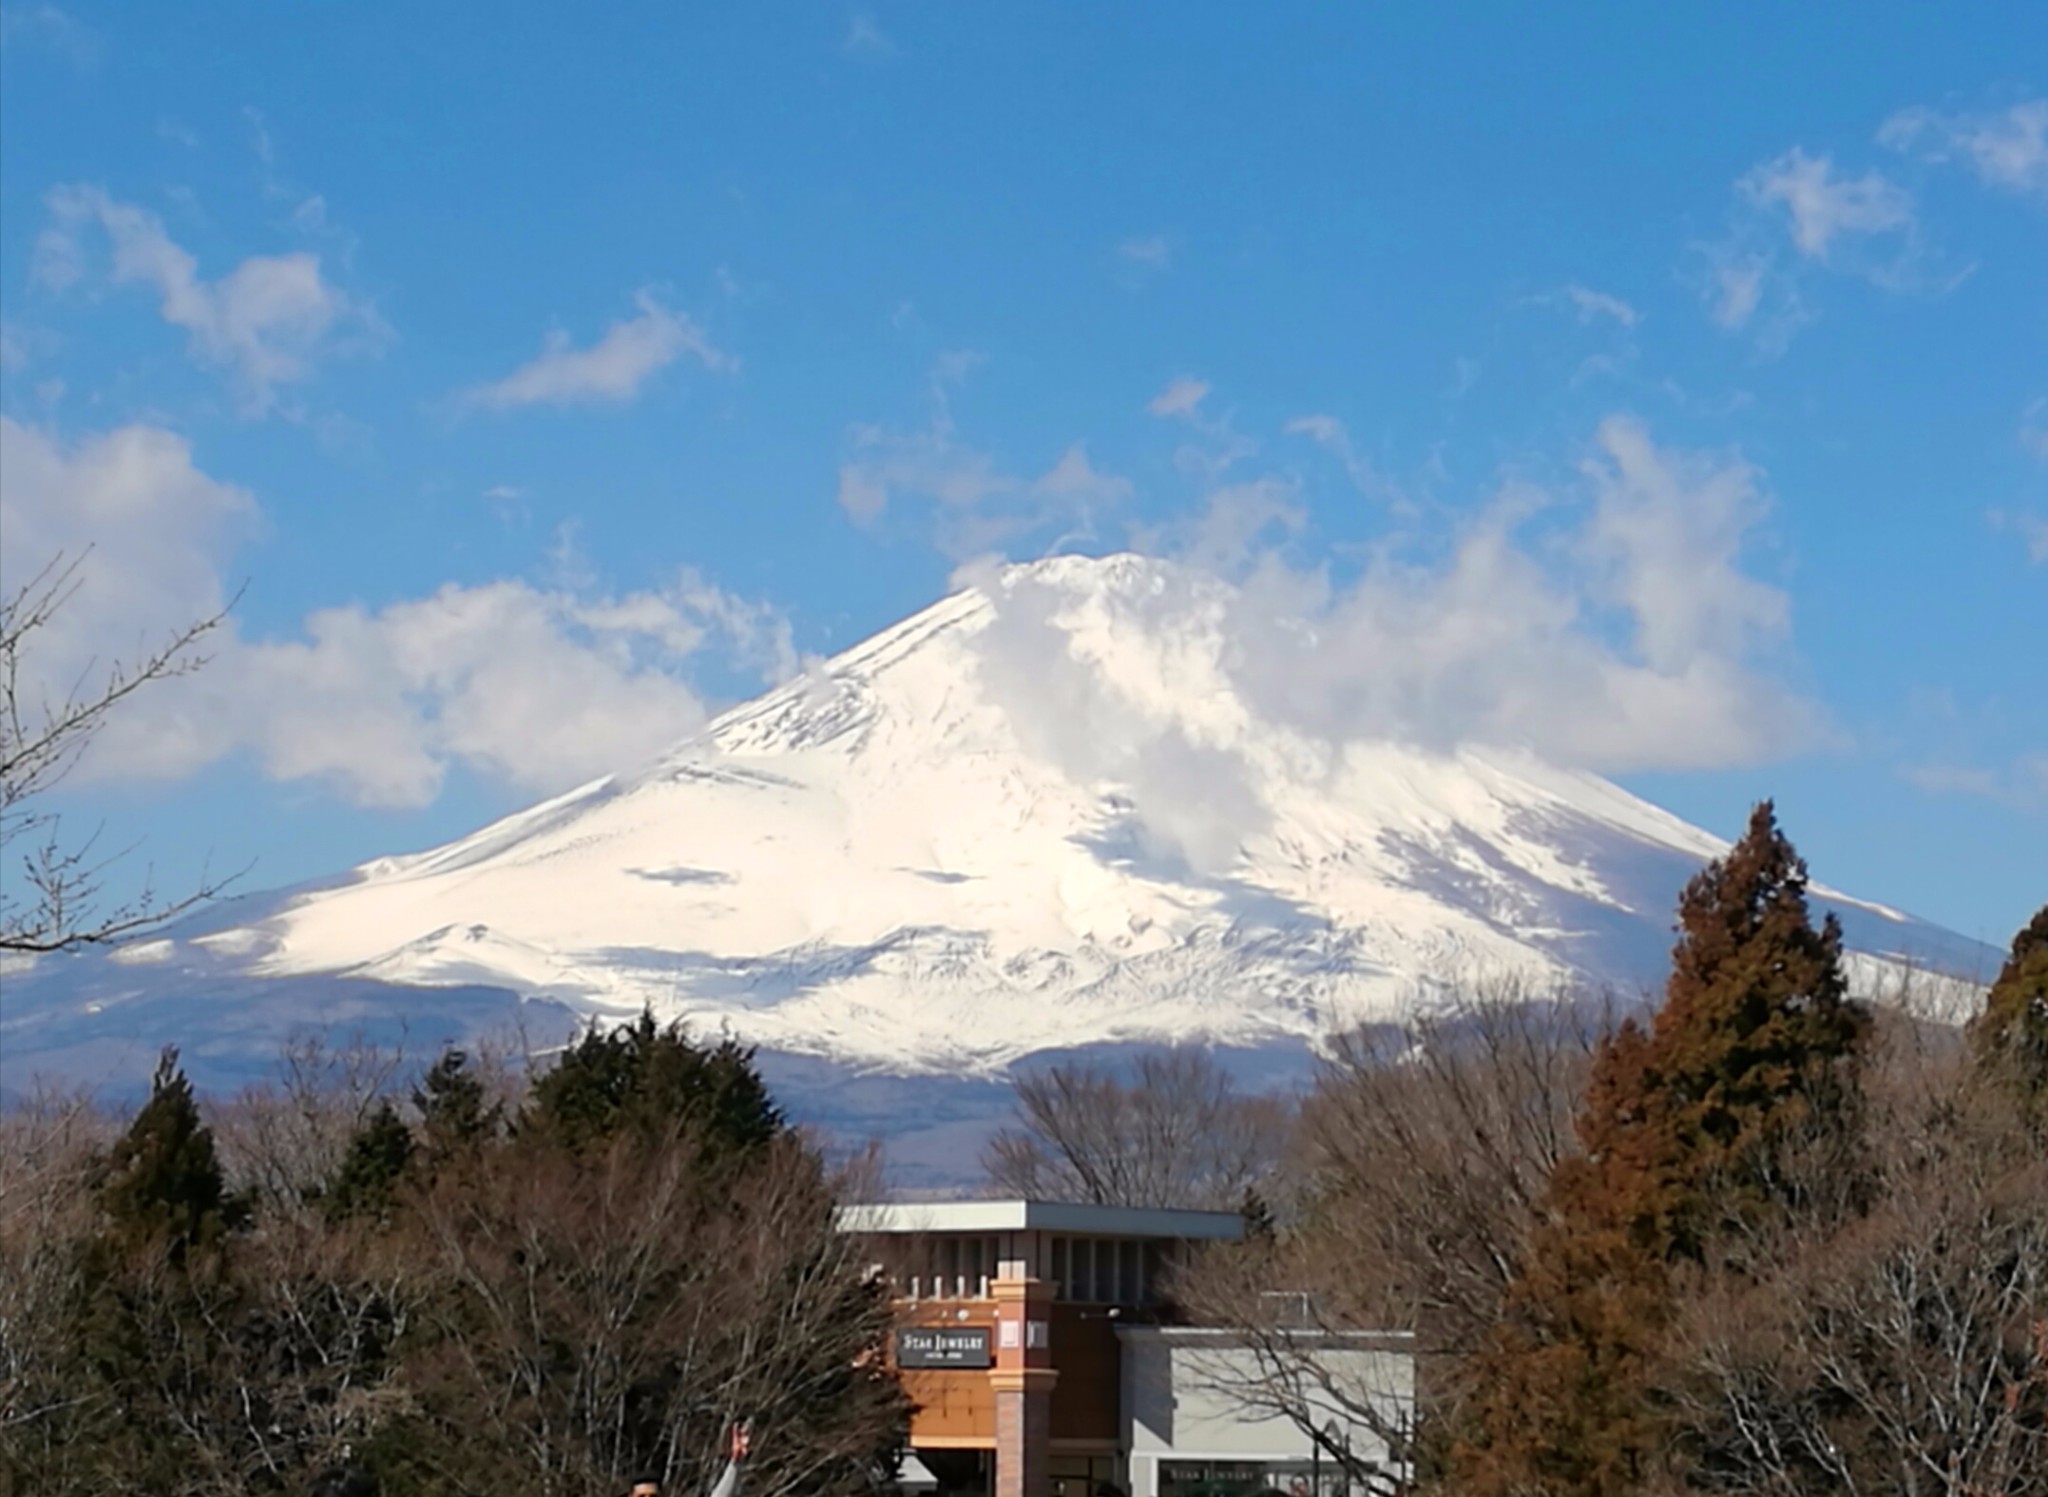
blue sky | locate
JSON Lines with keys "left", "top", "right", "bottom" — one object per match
{"left": 1, "top": 2, "right": 2041, "bottom": 947}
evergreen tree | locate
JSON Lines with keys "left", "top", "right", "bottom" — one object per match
{"left": 413, "top": 1047, "right": 501, "bottom": 1163}
{"left": 1238, "top": 1184, "right": 1277, "bottom": 1242}
{"left": 1451, "top": 802, "right": 1867, "bottom": 1495}
{"left": 71, "top": 1051, "right": 259, "bottom": 1490}
{"left": 98, "top": 1047, "right": 247, "bottom": 1262}
{"left": 1970, "top": 904, "right": 2048, "bottom": 1127}
{"left": 323, "top": 1100, "right": 415, "bottom": 1223}
{"left": 527, "top": 1009, "right": 783, "bottom": 1155}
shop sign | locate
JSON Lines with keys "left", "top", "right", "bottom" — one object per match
{"left": 1158, "top": 1462, "right": 1320, "bottom": 1497}
{"left": 897, "top": 1325, "right": 992, "bottom": 1368}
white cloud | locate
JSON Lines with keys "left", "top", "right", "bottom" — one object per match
{"left": 463, "top": 292, "right": 727, "bottom": 410}
{"left": 956, "top": 420, "right": 1815, "bottom": 869}
{"left": 1987, "top": 508, "right": 2048, "bottom": 565}
{"left": 0, "top": 321, "right": 51, "bottom": 372}
{"left": 1284, "top": 414, "right": 1405, "bottom": 508}
{"left": 230, "top": 582, "right": 722, "bottom": 805}
{"left": 1561, "top": 284, "right": 1640, "bottom": 326}
{"left": 837, "top": 420, "right": 1130, "bottom": 556}
{"left": 837, "top": 356, "right": 1130, "bottom": 551}
{"left": 1216, "top": 417, "right": 1814, "bottom": 773}
{"left": 1036, "top": 444, "right": 1133, "bottom": 507}
{"left": 33, "top": 185, "right": 381, "bottom": 414}
{"left": 1118, "top": 236, "right": 1172, "bottom": 268}
{"left": 1145, "top": 376, "right": 1256, "bottom": 480}
{"left": 1147, "top": 376, "right": 1210, "bottom": 420}
{"left": 0, "top": 4, "right": 94, "bottom": 63}
{"left": 1707, "top": 258, "right": 1765, "bottom": 329}
{"left": 1739, "top": 148, "right": 1915, "bottom": 260}
{"left": 1882, "top": 99, "right": 2048, "bottom": 202}
{"left": 2020, "top": 397, "right": 2048, "bottom": 466}
{"left": 2, "top": 415, "right": 791, "bottom": 807}
{"left": 0, "top": 418, "right": 256, "bottom": 778}
{"left": 1698, "top": 147, "right": 1938, "bottom": 349}
{"left": 845, "top": 11, "right": 895, "bottom": 56}
{"left": 1162, "top": 478, "right": 1307, "bottom": 576}
{"left": 1904, "top": 756, "right": 2048, "bottom": 811}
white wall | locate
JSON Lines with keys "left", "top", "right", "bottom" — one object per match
{"left": 1116, "top": 1329, "right": 1411, "bottom": 1497}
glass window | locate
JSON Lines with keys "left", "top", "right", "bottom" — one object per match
{"left": 1091, "top": 1238, "right": 1114, "bottom": 1303}
{"left": 1119, "top": 1239, "right": 1140, "bottom": 1304}
{"left": 1050, "top": 1236, "right": 1069, "bottom": 1298}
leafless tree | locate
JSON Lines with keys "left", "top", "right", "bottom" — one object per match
{"left": 1, "top": 552, "right": 237, "bottom": 953}
{"left": 1668, "top": 1018, "right": 2048, "bottom": 1496}
{"left": 210, "top": 1032, "right": 417, "bottom": 1211}
{"left": 0, "top": 1086, "right": 111, "bottom": 1475}
{"left": 1175, "top": 978, "right": 1614, "bottom": 1481}
{"left": 396, "top": 1127, "right": 906, "bottom": 1497}
{"left": 983, "top": 1046, "right": 1295, "bottom": 1210}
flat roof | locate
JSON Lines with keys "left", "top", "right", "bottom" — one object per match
{"left": 835, "top": 1199, "right": 1246, "bottom": 1241}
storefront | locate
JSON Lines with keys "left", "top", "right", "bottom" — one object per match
{"left": 835, "top": 1201, "right": 1412, "bottom": 1497}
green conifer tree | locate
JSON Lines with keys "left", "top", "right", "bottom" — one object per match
{"left": 1969, "top": 904, "right": 2048, "bottom": 1127}
{"left": 413, "top": 1046, "right": 502, "bottom": 1163}
{"left": 527, "top": 1009, "right": 783, "bottom": 1155}
{"left": 1451, "top": 802, "right": 1867, "bottom": 1496}
{"left": 98, "top": 1047, "right": 247, "bottom": 1262}
{"left": 323, "top": 1100, "right": 416, "bottom": 1223}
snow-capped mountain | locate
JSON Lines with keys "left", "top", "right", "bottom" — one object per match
{"left": 0, "top": 554, "right": 1992, "bottom": 1111}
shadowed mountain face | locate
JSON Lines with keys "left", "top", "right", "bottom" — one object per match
{"left": 1, "top": 555, "right": 1992, "bottom": 1164}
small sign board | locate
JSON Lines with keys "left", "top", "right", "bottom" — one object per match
{"left": 897, "top": 1326, "right": 992, "bottom": 1369}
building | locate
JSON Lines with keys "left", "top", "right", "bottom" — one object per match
{"left": 836, "top": 1200, "right": 1413, "bottom": 1497}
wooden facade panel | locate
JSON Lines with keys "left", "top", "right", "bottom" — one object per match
{"left": 900, "top": 1301, "right": 1001, "bottom": 1444}
{"left": 1048, "top": 1304, "right": 1119, "bottom": 1442}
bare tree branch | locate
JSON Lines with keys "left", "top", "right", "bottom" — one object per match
{"left": 0, "top": 550, "right": 242, "bottom": 952}
{"left": 982, "top": 1046, "right": 1294, "bottom": 1210}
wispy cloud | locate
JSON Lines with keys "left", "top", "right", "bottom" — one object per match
{"left": 1284, "top": 414, "right": 1408, "bottom": 510}
{"left": 1118, "top": 235, "right": 1172, "bottom": 269}
{"left": 0, "top": 3, "right": 94, "bottom": 64}
{"left": 1904, "top": 756, "right": 2048, "bottom": 811}
{"left": 1147, "top": 376, "right": 1210, "bottom": 419}
{"left": 838, "top": 427, "right": 1130, "bottom": 552}
{"left": 1987, "top": 507, "right": 2048, "bottom": 565}
{"left": 1740, "top": 148, "right": 1915, "bottom": 260}
{"left": 845, "top": 11, "right": 895, "bottom": 57}
{"left": 1146, "top": 376, "right": 1255, "bottom": 478}
{"left": 2021, "top": 397, "right": 2048, "bottom": 465}
{"left": 33, "top": 184, "right": 383, "bottom": 414}
{"left": 1558, "top": 284, "right": 1640, "bottom": 326}
{"left": 1882, "top": 99, "right": 2048, "bottom": 202}
{"left": 837, "top": 356, "right": 1131, "bottom": 554}
{"left": 1698, "top": 144, "right": 1948, "bottom": 350}
{"left": 463, "top": 292, "right": 727, "bottom": 410}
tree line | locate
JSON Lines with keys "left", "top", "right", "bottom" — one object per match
{"left": 989, "top": 805, "right": 2048, "bottom": 1495}
{"left": 0, "top": 1015, "right": 909, "bottom": 1497}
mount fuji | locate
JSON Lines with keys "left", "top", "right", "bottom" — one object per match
{"left": 0, "top": 555, "right": 1993, "bottom": 1170}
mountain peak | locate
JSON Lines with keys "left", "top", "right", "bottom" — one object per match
{"left": 1, "top": 556, "right": 1991, "bottom": 1091}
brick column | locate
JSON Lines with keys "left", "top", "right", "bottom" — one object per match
{"left": 990, "top": 1272, "right": 1056, "bottom": 1497}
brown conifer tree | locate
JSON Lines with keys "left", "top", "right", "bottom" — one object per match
{"left": 1450, "top": 802, "right": 1867, "bottom": 1495}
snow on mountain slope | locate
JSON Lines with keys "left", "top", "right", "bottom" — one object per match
{"left": 0, "top": 554, "right": 1990, "bottom": 1094}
